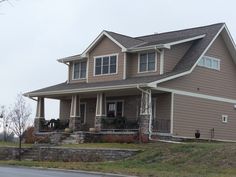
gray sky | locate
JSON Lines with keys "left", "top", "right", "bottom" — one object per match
{"left": 0, "top": 0, "right": 236, "bottom": 124}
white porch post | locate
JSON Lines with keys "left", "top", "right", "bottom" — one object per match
{"left": 69, "top": 95, "right": 81, "bottom": 131}
{"left": 95, "top": 93, "right": 106, "bottom": 131}
{"left": 34, "top": 97, "right": 45, "bottom": 132}
{"left": 139, "top": 89, "right": 152, "bottom": 142}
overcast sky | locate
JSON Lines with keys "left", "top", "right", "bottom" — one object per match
{"left": 0, "top": 0, "right": 236, "bottom": 124}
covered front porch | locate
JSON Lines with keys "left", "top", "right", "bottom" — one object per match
{"left": 34, "top": 87, "right": 172, "bottom": 138}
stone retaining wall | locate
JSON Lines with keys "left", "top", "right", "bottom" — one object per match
{"left": 0, "top": 147, "right": 140, "bottom": 162}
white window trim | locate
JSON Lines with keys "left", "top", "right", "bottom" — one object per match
{"left": 152, "top": 97, "right": 157, "bottom": 119}
{"left": 80, "top": 102, "right": 86, "bottom": 125}
{"left": 105, "top": 100, "right": 124, "bottom": 117}
{"left": 93, "top": 53, "right": 119, "bottom": 76}
{"left": 138, "top": 51, "right": 157, "bottom": 73}
{"left": 72, "top": 61, "right": 87, "bottom": 80}
{"left": 198, "top": 55, "right": 221, "bottom": 71}
{"left": 221, "top": 114, "right": 228, "bottom": 123}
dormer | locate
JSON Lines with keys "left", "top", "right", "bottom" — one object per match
{"left": 58, "top": 29, "right": 207, "bottom": 84}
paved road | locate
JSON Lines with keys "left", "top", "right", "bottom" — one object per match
{"left": 0, "top": 166, "right": 125, "bottom": 177}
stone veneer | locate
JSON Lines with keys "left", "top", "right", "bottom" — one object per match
{"left": 0, "top": 147, "right": 140, "bottom": 162}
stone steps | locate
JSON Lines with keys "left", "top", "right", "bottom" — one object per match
{"left": 21, "top": 149, "right": 39, "bottom": 161}
{"left": 61, "top": 139, "right": 77, "bottom": 144}
{"left": 61, "top": 132, "right": 85, "bottom": 144}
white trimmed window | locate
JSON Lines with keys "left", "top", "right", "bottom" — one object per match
{"left": 198, "top": 56, "right": 220, "bottom": 70}
{"left": 222, "top": 115, "right": 228, "bottom": 123}
{"left": 139, "top": 52, "right": 156, "bottom": 73}
{"left": 106, "top": 100, "right": 124, "bottom": 118}
{"left": 73, "top": 61, "right": 87, "bottom": 80}
{"left": 95, "top": 54, "right": 117, "bottom": 75}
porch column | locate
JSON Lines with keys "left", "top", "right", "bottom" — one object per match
{"left": 34, "top": 97, "right": 45, "bottom": 132}
{"left": 69, "top": 95, "right": 81, "bottom": 131}
{"left": 95, "top": 93, "right": 106, "bottom": 131}
{"left": 139, "top": 89, "right": 152, "bottom": 142}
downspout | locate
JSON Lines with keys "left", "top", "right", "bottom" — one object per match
{"left": 136, "top": 85, "right": 153, "bottom": 140}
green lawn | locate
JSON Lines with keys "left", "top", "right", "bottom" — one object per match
{"left": 0, "top": 141, "right": 32, "bottom": 148}
{"left": 0, "top": 142, "right": 236, "bottom": 177}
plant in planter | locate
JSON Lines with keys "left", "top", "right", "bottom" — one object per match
{"left": 64, "top": 128, "right": 72, "bottom": 133}
{"left": 115, "top": 117, "right": 127, "bottom": 129}
{"left": 195, "top": 130, "right": 200, "bottom": 139}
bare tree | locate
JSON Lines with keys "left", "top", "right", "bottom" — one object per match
{"left": 0, "top": 0, "right": 7, "bottom": 4}
{"left": 9, "top": 94, "right": 31, "bottom": 161}
{"left": 0, "top": 105, "right": 12, "bottom": 141}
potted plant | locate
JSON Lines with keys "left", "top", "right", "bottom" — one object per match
{"left": 195, "top": 130, "right": 200, "bottom": 139}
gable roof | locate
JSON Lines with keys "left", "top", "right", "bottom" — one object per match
{"left": 25, "top": 23, "right": 236, "bottom": 97}
{"left": 59, "top": 24, "right": 221, "bottom": 63}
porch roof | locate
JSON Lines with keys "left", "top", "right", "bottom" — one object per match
{"left": 24, "top": 72, "right": 181, "bottom": 97}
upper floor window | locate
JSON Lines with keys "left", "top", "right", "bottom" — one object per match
{"left": 94, "top": 54, "right": 117, "bottom": 75}
{"left": 139, "top": 52, "right": 156, "bottom": 73}
{"left": 73, "top": 61, "right": 87, "bottom": 80}
{"left": 198, "top": 56, "right": 220, "bottom": 70}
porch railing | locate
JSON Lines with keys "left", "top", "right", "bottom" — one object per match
{"left": 101, "top": 117, "right": 139, "bottom": 130}
{"left": 40, "top": 119, "right": 69, "bottom": 132}
{"left": 153, "top": 119, "right": 170, "bottom": 133}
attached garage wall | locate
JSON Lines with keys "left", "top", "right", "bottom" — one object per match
{"left": 173, "top": 94, "right": 236, "bottom": 141}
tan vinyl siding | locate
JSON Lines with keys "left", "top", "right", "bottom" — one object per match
{"left": 127, "top": 52, "right": 160, "bottom": 77}
{"left": 106, "top": 95, "right": 139, "bottom": 122}
{"left": 173, "top": 94, "right": 236, "bottom": 141}
{"left": 159, "top": 34, "right": 236, "bottom": 100}
{"left": 59, "top": 100, "right": 71, "bottom": 123}
{"left": 88, "top": 36, "right": 124, "bottom": 82}
{"left": 156, "top": 93, "right": 171, "bottom": 120}
{"left": 68, "top": 62, "right": 87, "bottom": 84}
{"left": 81, "top": 98, "right": 96, "bottom": 128}
{"left": 164, "top": 41, "right": 193, "bottom": 73}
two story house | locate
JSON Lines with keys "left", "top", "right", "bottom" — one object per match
{"left": 25, "top": 23, "right": 236, "bottom": 142}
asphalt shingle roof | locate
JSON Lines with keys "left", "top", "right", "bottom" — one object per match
{"left": 25, "top": 23, "right": 225, "bottom": 97}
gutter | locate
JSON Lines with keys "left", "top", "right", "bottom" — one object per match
{"left": 23, "top": 94, "right": 37, "bottom": 101}
{"left": 24, "top": 83, "right": 148, "bottom": 98}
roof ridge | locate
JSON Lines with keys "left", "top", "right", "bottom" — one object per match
{"left": 104, "top": 30, "right": 145, "bottom": 42}
{"left": 135, "top": 23, "right": 225, "bottom": 39}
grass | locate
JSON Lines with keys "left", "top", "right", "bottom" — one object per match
{"left": 0, "top": 142, "right": 236, "bottom": 177}
{"left": 0, "top": 141, "right": 32, "bottom": 148}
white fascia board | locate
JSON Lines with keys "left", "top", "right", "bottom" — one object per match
{"left": 147, "top": 24, "right": 225, "bottom": 87}
{"left": 221, "top": 25, "right": 236, "bottom": 64}
{"left": 127, "top": 35, "right": 205, "bottom": 53}
{"left": 165, "top": 34, "right": 206, "bottom": 46}
{"left": 27, "top": 83, "right": 148, "bottom": 97}
{"left": 81, "top": 31, "right": 127, "bottom": 57}
{"left": 127, "top": 44, "right": 168, "bottom": 52}
{"left": 57, "top": 55, "right": 86, "bottom": 64}
{"left": 154, "top": 87, "right": 236, "bottom": 104}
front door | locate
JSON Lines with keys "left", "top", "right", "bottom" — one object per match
{"left": 80, "top": 103, "right": 86, "bottom": 124}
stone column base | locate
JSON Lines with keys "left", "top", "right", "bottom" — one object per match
{"left": 69, "top": 117, "right": 81, "bottom": 131}
{"left": 34, "top": 118, "right": 45, "bottom": 132}
{"left": 139, "top": 114, "right": 150, "bottom": 143}
{"left": 94, "top": 116, "right": 105, "bottom": 132}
